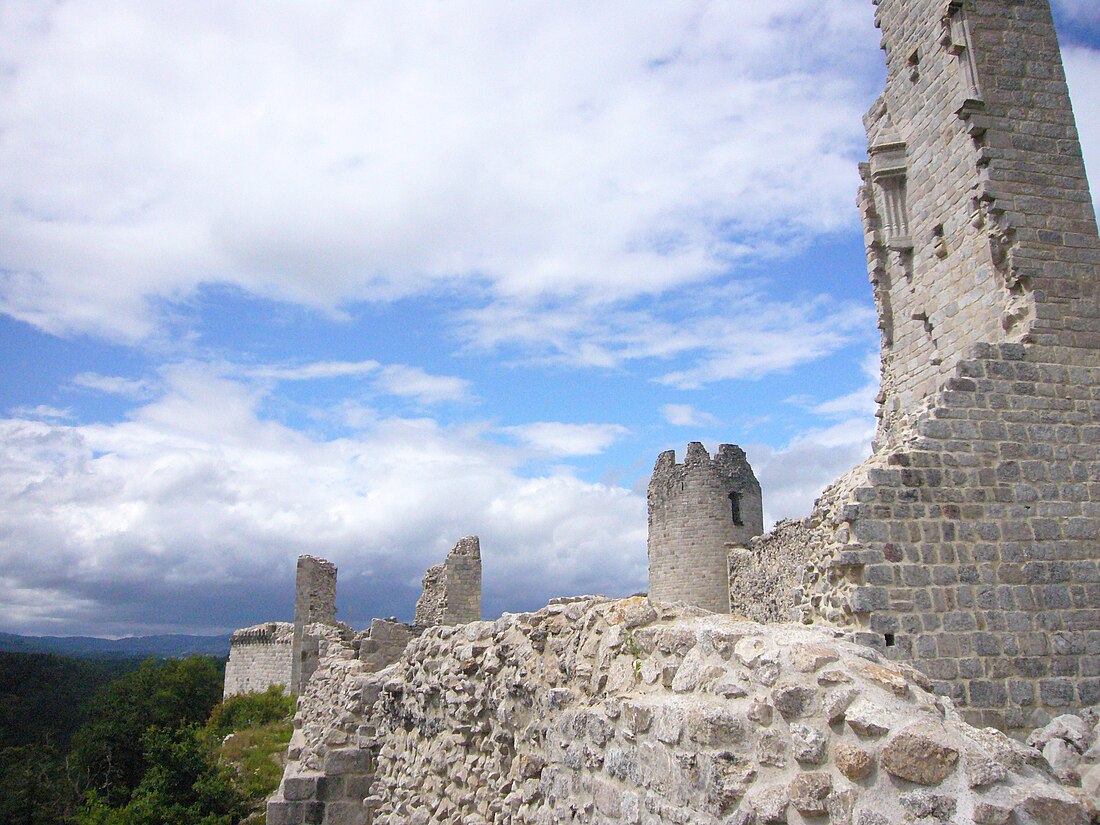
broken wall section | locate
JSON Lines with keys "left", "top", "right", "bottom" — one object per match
{"left": 414, "top": 535, "right": 482, "bottom": 627}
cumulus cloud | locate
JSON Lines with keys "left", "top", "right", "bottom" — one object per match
{"left": 374, "top": 365, "right": 473, "bottom": 405}
{"left": 250, "top": 360, "right": 381, "bottom": 381}
{"left": 0, "top": 367, "right": 645, "bottom": 635}
{"left": 0, "top": 1, "right": 882, "bottom": 343}
{"left": 751, "top": 354, "right": 879, "bottom": 524}
{"left": 503, "top": 422, "right": 631, "bottom": 457}
{"left": 1055, "top": 0, "right": 1100, "bottom": 26}
{"left": 661, "top": 404, "right": 718, "bottom": 427}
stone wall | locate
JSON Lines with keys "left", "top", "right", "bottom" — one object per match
{"left": 413, "top": 535, "right": 483, "bottom": 627}
{"left": 356, "top": 618, "right": 418, "bottom": 674}
{"left": 864, "top": 0, "right": 1099, "bottom": 445}
{"left": 649, "top": 443, "right": 763, "bottom": 614}
{"left": 267, "top": 597, "right": 1089, "bottom": 824}
{"left": 293, "top": 555, "right": 338, "bottom": 693}
{"left": 223, "top": 621, "right": 294, "bottom": 697}
{"left": 739, "top": 0, "right": 1100, "bottom": 736}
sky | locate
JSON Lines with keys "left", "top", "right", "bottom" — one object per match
{"left": 2, "top": 1, "right": 1098, "bottom": 638}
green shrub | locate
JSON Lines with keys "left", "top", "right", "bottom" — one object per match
{"left": 205, "top": 685, "right": 295, "bottom": 740}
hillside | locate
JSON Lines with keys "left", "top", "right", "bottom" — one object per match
{"left": 0, "top": 631, "right": 231, "bottom": 659}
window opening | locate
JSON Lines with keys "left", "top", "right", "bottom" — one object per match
{"left": 729, "top": 492, "right": 743, "bottom": 526}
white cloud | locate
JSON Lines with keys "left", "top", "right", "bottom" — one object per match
{"left": 375, "top": 365, "right": 472, "bottom": 405}
{"left": 1054, "top": 0, "right": 1100, "bottom": 25}
{"left": 661, "top": 404, "right": 717, "bottom": 427}
{"left": 9, "top": 405, "right": 72, "bottom": 421}
{"left": 250, "top": 360, "right": 381, "bottom": 381}
{"left": 752, "top": 353, "right": 879, "bottom": 524}
{"left": 461, "top": 288, "right": 876, "bottom": 387}
{"left": 504, "top": 422, "right": 630, "bottom": 457}
{"left": 0, "top": 1, "right": 882, "bottom": 342}
{"left": 248, "top": 358, "right": 471, "bottom": 403}
{"left": 0, "top": 368, "right": 645, "bottom": 634}
{"left": 73, "top": 372, "right": 155, "bottom": 399}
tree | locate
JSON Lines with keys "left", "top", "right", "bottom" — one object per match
{"left": 77, "top": 726, "right": 245, "bottom": 825}
{"left": 69, "top": 656, "right": 223, "bottom": 806}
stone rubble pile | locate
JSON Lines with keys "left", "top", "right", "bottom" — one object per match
{"left": 269, "top": 597, "right": 1091, "bottom": 824}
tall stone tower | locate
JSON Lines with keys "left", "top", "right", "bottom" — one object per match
{"left": 863, "top": 0, "right": 1100, "bottom": 445}
{"left": 291, "top": 555, "right": 337, "bottom": 693}
{"left": 745, "top": 0, "right": 1100, "bottom": 734}
{"left": 648, "top": 443, "right": 763, "bottom": 613}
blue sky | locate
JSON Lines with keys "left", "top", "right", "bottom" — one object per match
{"left": 2, "top": 1, "right": 1098, "bottom": 637}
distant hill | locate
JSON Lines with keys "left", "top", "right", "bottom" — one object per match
{"left": 0, "top": 632, "right": 231, "bottom": 659}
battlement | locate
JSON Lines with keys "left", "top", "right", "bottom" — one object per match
{"left": 648, "top": 443, "right": 763, "bottom": 613}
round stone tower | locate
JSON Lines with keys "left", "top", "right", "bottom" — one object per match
{"left": 647, "top": 442, "right": 764, "bottom": 613}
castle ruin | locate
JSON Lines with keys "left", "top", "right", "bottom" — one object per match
{"left": 259, "top": 0, "right": 1100, "bottom": 820}
{"left": 648, "top": 442, "right": 763, "bottom": 614}
{"left": 224, "top": 540, "right": 483, "bottom": 698}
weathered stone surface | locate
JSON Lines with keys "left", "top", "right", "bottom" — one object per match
{"left": 788, "top": 772, "right": 832, "bottom": 815}
{"left": 267, "top": 598, "right": 1082, "bottom": 825}
{"left": 834, "top": 742, "right": 873, "bottom": 781}
{"left": 727, "top": 0, "right": 1100, "bottom": 740}
{"left": 880, "top": 725, "right": 959, "bottom": 785}
{"left": 649, "top": 443, "right": 763, "bottom": 615}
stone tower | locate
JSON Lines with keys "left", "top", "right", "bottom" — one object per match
{"left": 291, "top": 555, "right": 337, "bottom": 693}
{"left": 414, "top": 536, "right": 483, "bottom": 626}
{"left": 744, "top": 0, "right": 1100, "bottom": 734}
{"left": 863, "top": 0, "right": 1100, "bottom": 445}
{"left": 648, "top": 443, "right": 763, "bottom": 613}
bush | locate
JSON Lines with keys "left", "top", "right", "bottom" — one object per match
{"left": 205, "top": 685, "right": 294, "bottom": 741}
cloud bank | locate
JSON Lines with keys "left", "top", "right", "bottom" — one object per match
{"left": 0, "top": 1, "right": 881, "bottom": 347}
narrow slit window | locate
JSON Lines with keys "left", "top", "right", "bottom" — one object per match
{"left": 729, "top": 492, "right": 743, "bottom": 526}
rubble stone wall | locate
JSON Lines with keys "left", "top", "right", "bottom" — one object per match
{"left": 267, "top": 598, "right": 1088, "bottom": 825}
{"left": 649, "top": 443, "right": 763, "bottom": 614}
{"left": 223, "top": 622, "right": 294, "bottom": 697}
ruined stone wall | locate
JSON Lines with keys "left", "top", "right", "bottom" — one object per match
{"left": 267, "top": 597, "right": 1088, "bottom": 825}
{"left": 741, "top": 0, "right": 1100, "bottom": 737}
{"left": 414, "top": 535, "right": 483, "bottom": 626}
{"left": 223, "top": 621, "right": 294, "bottom": 697}
{"left": 865, "top": 0, "right": 1099, "bottom": 444}
{"left": 356, "top": 618, "right": 417, "bottom": 674}
{"left": 649, "top": 443, "right": 763, "bottom": 614}
{"left": 293, "top": 555, "right": 338, "bottom": 693}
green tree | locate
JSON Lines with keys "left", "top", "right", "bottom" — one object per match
{"left": 0, "top": 742, "right": 78, "bottom": 825}
{"left": 77, "top": 726, "right": 245, "bottom": 825}
{"left": 205, "top": 684, "right": 294, "bottom": 740}
{"left": 69, "top": 656, "right": 223, "bottom": 806}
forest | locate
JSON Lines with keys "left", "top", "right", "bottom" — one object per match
{"left": 0, "top": 652, "right": 293, "bottom": 825}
